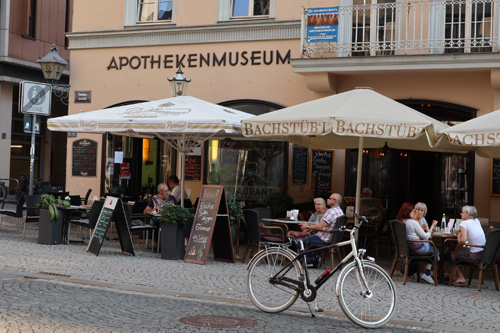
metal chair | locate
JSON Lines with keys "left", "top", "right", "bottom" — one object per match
{"left": 389, "top": 219, "right": 438, "bottom": 285}
{"left": 81, "top": 188, "right": 92, "bottom": 205}
{"left": 128, "top": 201, "right": 155, "bottom": 250}
{"left": 307, "top": 215, "right": 348, "bottom": 269}
{"left": 241, "top": 209, "right": 285, "bottom": 263}
{"left": 68, "top": 200, "right": 104, "bottom": 242}
{"left": 448, "top": 229, "right": 500, "bottom": 291}
{"left": 0, "top": 191, "right": 25, "bottom": 231}
{"left": 23, "top": 194, "right": 41, "bottom": 239}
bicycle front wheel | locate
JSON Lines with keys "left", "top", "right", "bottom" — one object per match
{"left": 337, "top": 261, "right": 397, "bottom": 328}
{"left": 246, "top": 248, "right": 301, "bottom": 313}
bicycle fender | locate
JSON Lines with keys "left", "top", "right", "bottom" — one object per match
{"left": 246, "top": 247, "right": 298, "bottom": 270}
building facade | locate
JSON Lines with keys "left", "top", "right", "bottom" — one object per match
{"left": 63, "top": 0, "right": 500, "bottom": 221}
{"left": 0, "top": 0, "right": 71, "bottom": 192}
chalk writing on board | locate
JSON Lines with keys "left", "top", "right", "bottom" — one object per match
{"left": 310, "top": 150, "right": 334, "bottom": 192}
{"left": 492, "top": 158, "right": 500, "bottom": 196}
{"left": 184, "top": 155, "right": 201, "bottom": 181}
{"left": 184, "top": 186, "right": 222, "bottom": 264}
{"left": 292, "top": 145, "right": 308, "bottom": 184}
{"left": 93, "top": 208, "right": 112, "bottom": 243}
{"left": 72, "top": 139, "right": 97, "bottom": 177}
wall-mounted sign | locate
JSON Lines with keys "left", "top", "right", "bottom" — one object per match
{"left": 107, "top": 49, "right": 291, "bottom": 70}
{"left": 72, "top": 139, "right": 97, "bottom": 177}
{"left": 74, "top": 90, "right": 92, "bottom": 103}
{"left": 306, "top": 7, "right": 339, "bottom": 43}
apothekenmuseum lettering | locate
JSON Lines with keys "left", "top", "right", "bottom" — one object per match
{"left": 107, "top": 49, "right": 291, "bottom": 70}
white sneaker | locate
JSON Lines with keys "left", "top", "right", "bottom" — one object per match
{"left": 421, "top": 274, "right": 434, "bottom": 284}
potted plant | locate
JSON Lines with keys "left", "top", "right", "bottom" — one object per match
{"left": 35, "top": 194, "right": 70, "bottom": 245}
{"left": 158, "top": 204, "right": 194, "bottom": 260}
{"left": 226, "top": 193, "right": 243, "bottom": 245}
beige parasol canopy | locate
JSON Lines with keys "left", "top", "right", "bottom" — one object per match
{"left": 437, "top": 109, "right": 500, "bottom": 158}
{"left": 48, "top": 95, "right": 254, "bottom": 206}
{"left": 242, "top": 87, "right": 462, "bottom": 220}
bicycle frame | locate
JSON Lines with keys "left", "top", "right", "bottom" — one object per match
{"left": 249, "top": 217, "right": 372, "bottom": 301}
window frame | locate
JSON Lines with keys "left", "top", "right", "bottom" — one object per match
{"left": 231, "top": 0, "right": 270, "bottom": 18}
{"left": 136, "top": 0, "right": 175, "bottom": 24}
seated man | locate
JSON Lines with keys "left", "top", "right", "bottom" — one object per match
{"left": 298, "top": 193, "right": 344, "bottom": 267}
{"left": 144, "top": 183, "right": 176, "bottom": 246}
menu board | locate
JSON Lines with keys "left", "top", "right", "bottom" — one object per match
{"left": 492, "top": 158, "right": 500, "bottom": 196}
{"left": 184, "top": 155, "right": 201, "bottom": 181}
{"left": 87, "top": 196, "right": 134, "bottom": 256}
{"left": 310, "top": 149, "right": 334, "bottom": 192}
{"left": 184, "top": 186, "right": 234, "bottom": 264}
{"left": 292, "top": 145, "right": 308, "bottom": 184}
{"left": 72, "top": 139, "right": 97, "bottom": 177}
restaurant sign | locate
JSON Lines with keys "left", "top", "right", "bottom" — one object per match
{"left": 107, "top": 49, "right": 291, "bottom": 70}
{"left": 242, "top": 119, "right": 427, "bottom": 139}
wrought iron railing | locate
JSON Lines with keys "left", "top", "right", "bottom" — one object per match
{"left": 301, "top": 0, "right": 500, "bottom": 58}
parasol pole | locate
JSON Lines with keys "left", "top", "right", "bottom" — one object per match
{"left": 180, "top": 132, "right": 185, "bottom": 207}
{"left": 354, "top": 136, "right": 364, "bottom": 241}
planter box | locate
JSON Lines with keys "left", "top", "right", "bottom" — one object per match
{"left": 38, "top": 209, "right": 63, "bottom": 245}
{"left": 160, "top": 223, "right": 185, "bottom": 260}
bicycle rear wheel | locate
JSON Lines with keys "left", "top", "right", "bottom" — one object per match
{"left": 337, "top": 261, "right": 397, "bottom": 328}
{"left": 246, "top": 248, "right": 301, "bottom": 313}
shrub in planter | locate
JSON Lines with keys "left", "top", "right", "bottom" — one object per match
{"left": 158, "top": 204, "right": 194, "bottom": 259}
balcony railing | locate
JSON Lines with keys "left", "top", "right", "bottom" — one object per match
{"left": 301, "top": 0, "right": 500, "bottom": 58}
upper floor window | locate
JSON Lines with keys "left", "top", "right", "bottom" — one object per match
{"left": 232, "top": 0, "right": 269, "bottom": 18}
{"left": 137, "top": 0, "right": 173, "bottom": 22}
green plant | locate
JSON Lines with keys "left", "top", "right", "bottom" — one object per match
{"left": 35, "top": 194, "right": 70, "bottom": 221}
{"left": 227, "top": 193, "right": 243, "bottom": 226}
{"left": 158, "top": 204, "right": 193, "bottom": 228}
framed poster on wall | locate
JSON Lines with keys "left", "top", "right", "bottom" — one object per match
{"left": 491, "top": 158, "right": 500, "bottom": 196}
{"left": 309, "top": 149, "right": 334, "bottom": 192}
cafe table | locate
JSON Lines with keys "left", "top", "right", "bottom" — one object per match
{"left": 431, "top": 231, "right": 458, "bottom": 283}
{"left": 57, "top": 205, "right": 88, "bottom": 244}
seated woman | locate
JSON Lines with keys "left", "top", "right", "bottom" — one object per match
{"left": 451, "top": 205, "right": 486, "bottom": 286}
{"left": 397, "top": 202, "right": 438, "bottom": 284}
{"left": 414, "top": 202, "right": 430, "bottom": 232}
{"left": 308, "top": 197, "right": 328, "bottom": 223}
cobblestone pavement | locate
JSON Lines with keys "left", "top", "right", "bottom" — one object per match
{"left": 0, "top": 215, "right": 499, "bottom": 332}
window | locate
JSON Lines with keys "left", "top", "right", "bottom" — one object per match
{"left": 232, "top": 0, "right": 270, "bottom": 17}
{"left": 137, "top": 0, "right": 173, "bottom": 22}
{"left": 22, "top": 0, "right": 36, "bottom": 39}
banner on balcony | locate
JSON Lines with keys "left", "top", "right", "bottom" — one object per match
{"left": 306, "top": 7, "right": 339, "bottom": 43}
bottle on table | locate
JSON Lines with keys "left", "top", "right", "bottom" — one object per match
{"left": 441, "top": 213, "right": 446, "bottom": 232}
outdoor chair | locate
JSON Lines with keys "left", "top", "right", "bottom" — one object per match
{"left": 69, "top": 195, "right": 81, "bottom": 206}
{"left": 241, "top": 209, "right": 285, "bottom": 263}
{"left": 389, "top": 219, "right": 438, "bottom": 286}
{"left": 0, "top": 191, "right": 25, "bottom": 231}
{"left": 306, "top": 215, "right": 348, "bottom": 269}
{"left": 23, "top": 194, "right": 41, "bottom": 239}
{"left": 127, "top": 201, "right": 155, "bottom": 250}
{"left": 448, "top": 229, "right": 500, "bottom": 291}
{"left": 81, "top": 188, "right": 92, "bottom": 205}
{"left": 68, "top": 200, "right": 103, "bottom": 242}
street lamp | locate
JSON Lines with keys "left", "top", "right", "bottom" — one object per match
{"left": 37, "top": 44, "right": 70, "bottom": 105}
{"left": 168, "top": 67, "right": 191, "bottom": 97}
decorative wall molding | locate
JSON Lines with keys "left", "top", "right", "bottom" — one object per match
{"left": 68, "top": 21, "right": 301, "bottom": 50}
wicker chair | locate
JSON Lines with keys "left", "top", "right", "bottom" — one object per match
{"left": 448, "top": 229, "right": 500, "bottom": 291}
{"left": 389, "top": 220, "right": 438, "bottom": 285}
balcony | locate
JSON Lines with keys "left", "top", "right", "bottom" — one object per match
{"left": 300, "top": 0, "right": 499, "bottom": 58}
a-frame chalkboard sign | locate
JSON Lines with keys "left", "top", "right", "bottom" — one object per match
{"left": 184, "top": 186, "right": 234, "bottom": 265}
{"left": 87, "top": 196, "right": 135, "bottom": 256}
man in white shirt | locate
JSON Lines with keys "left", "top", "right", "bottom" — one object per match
{"left": 167, "top": 175, "right": 192, "bottom": 208}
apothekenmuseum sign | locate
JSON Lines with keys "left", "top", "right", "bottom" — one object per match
{"left": 107, "top": 49, "right": 291, "bottom": 70}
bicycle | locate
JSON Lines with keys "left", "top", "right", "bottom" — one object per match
{"left": 245, "top": 215, "right": 397, "bottom": 329}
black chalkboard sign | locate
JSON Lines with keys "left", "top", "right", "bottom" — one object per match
{"left": 87, "top": 196, "right": 134, "bottom": 256}
{"left": 310, "top": 149, "right": 334, "bottom": 192}
{"left": 184, "top": 186, "right": 234, "bottom": 264}
{"left": 292, "top": 145, "right": 308, "bottom": 184}
{"left": 184, "top": 155, "right": 201, "bottom": 181}
{"left": 492, "top": 158, "right": 500, "bottom": 196}
{"left": 72, "top": 139, "right": 97, "bottom": 177}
